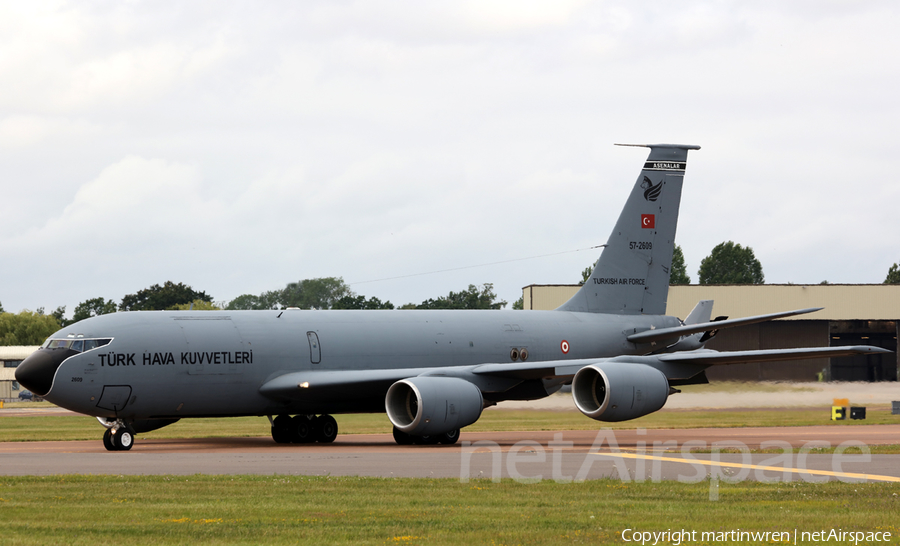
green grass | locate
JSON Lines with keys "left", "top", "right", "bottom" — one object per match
{"left": 0, "top": 476, "right": 897, "bottom": 545}
{"left": 1, "top": 407, "right": 898, "bottom": 443}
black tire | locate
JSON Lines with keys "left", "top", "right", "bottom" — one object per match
{"left": 413, "top": 435, "right": 439, "bottom": 445}
{"left": 392, "top": 426, "right": 414, "bottom": 445}
{"left": 315, "top": 415, "right": 338, "bottom": 443}
{"left": 291, "top": 415, "right": 316, "bottom": 443}
{"left": 272, "top": 415, "right": 292, "bottom": 444}
{"left": 102, "top": 429, "right": 115, "bottom": 451}
{"left": 438, "top": 429, "right": 460, "bottom": 445}
{"left": 114, "top": 429, "right": 134, "bottom": 451}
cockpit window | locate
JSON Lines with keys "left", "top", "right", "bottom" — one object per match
{"left": 83, "top": 339, "right": 109, "bottom": 351}
{"left": 44, "top": 338, "right": 112, "bottom": 352}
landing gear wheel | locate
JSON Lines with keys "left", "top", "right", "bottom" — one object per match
{"left": 291, "top": 415, "right": 316, "bottom": 443}
{"left": 315, "top": 414, "right": 338, "bottom": 443}
{"left": 103, "top": 429, "right": 115, "bottom": 451}
{"left": 115, "top": 429, "right": 134, "bottom": 451}
{"left": 438, "top": 429, "right": 460, "bottom": 445}
{"left": 392, "top": 426, "right": 414, "bottom": 445}
{"left": 413, "top": 435, "right": 439, "bottom": 445}
{"left": 272, "top": 414, "right": 292, "bottom": 444}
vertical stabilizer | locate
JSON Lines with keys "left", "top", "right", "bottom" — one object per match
{"left": 558, "top": 144, "right": 700, "bottom": 315}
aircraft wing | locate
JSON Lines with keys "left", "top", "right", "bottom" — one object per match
{"left": 655, "top": 345, "right": 893, "bottom": 366}
{"left": 625, "top": 307, "right": 823, "bottom": 344}
{"left": 470, "top": 345, "right": 892, "bottom": 380}
{"left": 257, "top": 362, "right": 591, "bottom": 400}
{"left": 259, "top": 345, "right": 891, "bottom": 401}
{"left": 470, "top": 360, "right": 592, "bottom": 379}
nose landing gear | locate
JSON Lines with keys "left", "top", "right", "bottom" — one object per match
{"left": 99, "top": 418, "right": 135, "bottom": 451}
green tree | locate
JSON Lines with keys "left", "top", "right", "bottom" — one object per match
{"left": 581, "top": 266, "right": 592, "bottom": 285}
{"left": 71, "top": 298, "right": 117, "bottom": 324}
{"left": 120, "top": 281, "right": 213, "bottom": 311}
{"left": 257, "top": 290, "right": 285, "bottom": 310}
{"left": 413, "top": 283, "right": 507, "bottom": 310}
{"left": 278, "top": 277, "right": 351, "bottom": 309}
{"left": 332, "top": 295, "right": 394, "bottom": 310}
{"left": 885, "top": 263, "right": 900, "bottom": 284}
{"left": 225, "top": 291, "right": 286, "bottom": 310}
{"left": 669, "top": 244, "right": 691, "bottom": 285}
{"left": 226, "top": 294, "right": 267, "bottom": 310}
{"left": 698, "top": 241, "right": 764, "bottom": 285}
{"left": 0, "top": 300, "right": 4, "bottom": 313}
{"left": 226, "top": 278, "right": 353, "bottom": 311}
{"left": 0, "top": 311, "right": 61, "bottom": 346}
{"left": 512, "top": 296, "right": 524, "bottom": 310}
{"left": 169, "top": 299, "right": 221, "bottom": 311}
{"left": 50, "top": 306, "right": 67, "bottom": 327}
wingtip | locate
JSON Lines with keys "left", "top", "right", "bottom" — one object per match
{"left": 861, "top": 346, "right": 894, "bottom": 354}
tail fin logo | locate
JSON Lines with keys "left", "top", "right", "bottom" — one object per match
{"left": 641, "top": 176, "right": 662, "bottom": 202}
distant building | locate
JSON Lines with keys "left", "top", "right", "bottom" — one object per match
{"left": 521, "top": 284, "right": 900, "bottom": 382}
{"left": 0, "top": 346, "right": 39, "bottom": 399}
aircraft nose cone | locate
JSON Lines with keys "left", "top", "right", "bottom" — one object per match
{"left": 15, "top": 349, "right": 74, "bottom": 396}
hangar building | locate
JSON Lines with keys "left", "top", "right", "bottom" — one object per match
{"left": 521, "top": 284, "right": 900, "bottom": 382}
{"left": 0, "top": 346, "right": 39, "bottom": 400}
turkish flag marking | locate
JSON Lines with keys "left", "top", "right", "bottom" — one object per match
{"left": 641, "top": 214, "right": 655, "bottom": 229}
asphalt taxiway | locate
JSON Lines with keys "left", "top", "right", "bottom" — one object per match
{"left": 1, "top": 426, "right": 898, "bottom": 482}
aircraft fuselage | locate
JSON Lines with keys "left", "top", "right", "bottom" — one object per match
{"left": 34, "top": 309, "right": 681, "bottom": 420}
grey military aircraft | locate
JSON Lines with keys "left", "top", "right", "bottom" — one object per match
{"left": 16, "top": 143, "right": 889, "bottom": 451}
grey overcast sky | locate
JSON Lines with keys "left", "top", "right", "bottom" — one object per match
{"left": 2, "top": 1, "right": 898, "bottom": 315}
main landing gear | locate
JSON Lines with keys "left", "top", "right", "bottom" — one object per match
{"left": 270, "top": 414, "right": 338, "bottom": 444}
{"left": 392, "top": 426, "right": 460, "bottom": 446}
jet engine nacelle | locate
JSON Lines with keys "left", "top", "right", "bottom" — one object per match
{"left": 571, "top": 362, "right": 669, "bottom": 422}
{"left": 385, "top": 376, "right": 483, "bottom": 436}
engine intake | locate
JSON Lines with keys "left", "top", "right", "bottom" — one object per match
{"left": 571, "top": 362, "right": 669, "bottom": 422}
{"left": 385, "top": 376, "right": 483, "bottom": 436}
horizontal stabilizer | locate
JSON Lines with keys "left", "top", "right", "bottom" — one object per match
{"left": 626, "top": 307, "right": 823, "bottom": 344}
{"left": 657, "top": 345, "right": 892, "bottom": 366}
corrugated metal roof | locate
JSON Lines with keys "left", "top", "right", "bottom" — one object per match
{"left": 0, "top": 346, "right": 39, "bottom": 360}
{"left": 521, "top": 284, "right": 900, "bottom": 320}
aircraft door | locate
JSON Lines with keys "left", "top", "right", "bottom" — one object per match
{"left": 177, "top": 317, "right": 246, "bottom": 376}
{"left": 307, "top": 332, "right": 321, "bottom": 364}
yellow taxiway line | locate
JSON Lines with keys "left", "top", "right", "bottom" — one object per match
{"left": 590, "top": 451, "right": 900, "bottom": 483}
